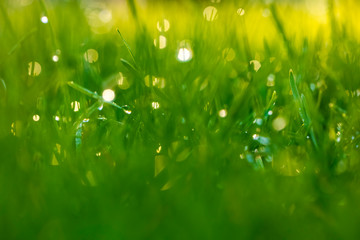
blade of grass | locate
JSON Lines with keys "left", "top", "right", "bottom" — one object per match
{"left": 290, "top": 70, "right": 319, "bottom": 150}
{"left": 67, "top": 81, "right": 129, "bottom": 112}
{"left": 117, "top": 29, "right": 137, "bottom": 67}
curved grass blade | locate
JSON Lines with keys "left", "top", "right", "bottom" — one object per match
{"left": 67, "top": 81, "right": 129, "bottom": 112}
{"left": 289, "top": 70, "right": 318, "bottom": 150}
{"left": 117, "top": 29, "right": 137, "bottom": 66}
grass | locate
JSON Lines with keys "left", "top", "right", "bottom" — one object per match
{"left": 1, "top": 0, "right": 360, "bottom": 239}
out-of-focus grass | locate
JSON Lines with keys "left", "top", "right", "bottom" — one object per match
{"left": 1, "top": 0, "right": 360, "bottom": 239}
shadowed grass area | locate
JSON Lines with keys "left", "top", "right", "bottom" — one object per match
{"left": 1, "top": 0, "right": 360, "bottom": 239}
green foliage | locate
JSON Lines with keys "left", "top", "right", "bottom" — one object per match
{"left": 1, "top": 0, "right": 360, "bottom": 239}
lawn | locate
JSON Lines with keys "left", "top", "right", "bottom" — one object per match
{"left": 1, "top": 0, "right": 360, "bottom": 239}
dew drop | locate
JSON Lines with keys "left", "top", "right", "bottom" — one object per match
{"left": 33, "top": 114, "right": 40, "bottom": 122}
{"left": 41, "top": 16, "right": 48, "bottom": 24}
{"left": 84, "top": 49, "right": 99, "bottom": 63}
{"left": 102, "top": 89, "right": 115, "bottom": 102}
{"left": 157, "top": 19, "right": 170, "bottom": 32}
{"left": 272, "top": 116, "right": 287, "bottom": 131}
{"left": 152, "top": 101, "right": 160, "bottom": 109}
{"left": 237, "top": 8, "right": 245, "bottom": 16}
{"left": 28, "top": 62, "right": 41, "bottom": 76}
{"left": 218, "top": 109, "right": 227, "bottom": 118}
{"left": 203, "top": 6, "right": 218, "bottom": 21}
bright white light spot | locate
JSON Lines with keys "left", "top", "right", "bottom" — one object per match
{"left": 218, "top": 109, "right": 227, "bottom": 118}
{"left": 222, "top": 48, "right": 235, "bottom": 62}
{"left": 237, "top": 8, "right": 245, "bottom": 16}
{"left": 177, "top": 48, "right": 192, "bottom": 62}
{"left": 250, "top": 60, "right": 261, "bottom": 72}
{"left": 252, "top": 134, "right": 259, "bottom": 140}
{"left": 52, "top": 55, "right": 59, "bottom": 62}
{"left": 84, "top": 49, "right": 99, "bottom": 63}
{"left": 156, "top": 145, "right": 162, "bottom": 153}
{"left": 152, "top": 101, "right": 160, "bottom": 109}
{"left": 203, "top": 6, "right": 218, "bottom": 21}
{"left": 28, "top": 62, "right": 41, "bottom": 76}
{"left": 41, "top": 16, "right": 48, "bottom": 24}
{"left": 268, "top": 110, "right": 273, "bottom": 116}
{"left": 267, "top": 74, "right": 275, "bottom": 87}
{"left": 272, "top": 116, "right": 287, "bottom": 131}
{"left": 154, "top": 35, "right": 167, "bottom": 49}
{"left": 54, "top": 116, "right": 60, "bottom": 121}
{"left": 124, "top": 109, "right": 132, "bottom": 114}
{"left": 71, "top": 101, "right": 81, "bottom": 112}
{"left": 99, "top": 9, "right": 112, "bottom": 23}
{"left": 96, "top": 152, "right": 101, "bottom": 157}
{"left": 98, "top": 104, "right": 103, "bottom": 111}
{"left": 157, "top": 19, "right": 170, "bottom": 32}
{"left": 102, "top": 89, "right": 115, "bottom": 102}
{"left": 33, "top": 114, "right": 40, "bottom": 122}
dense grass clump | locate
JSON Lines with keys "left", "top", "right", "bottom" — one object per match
{"left": 1, "top": 0, "right": 360, "bottom": 239}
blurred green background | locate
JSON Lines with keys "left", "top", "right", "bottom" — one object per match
{"left": 1, "top": 0, "right": 360, "bottom": 239}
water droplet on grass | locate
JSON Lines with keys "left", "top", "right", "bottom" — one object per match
{"left": 154, "top": 35, "right": 167, "bottom": 49}
{"left": 203, "top": 6, "right": 218, "bottom": 21}
{"left": 272, "top": 116, "right": 287, "bottom": 131}
{"left": 177, "top": 48, "right": 192, "bottom": 62}
{"left": 267, "top": 74, "right": 275, "bottom": 86}
{"left": 52, "top": 55, "right": 59, "bottom": 62}
{"left": 157, "top": 19, "right": 170, "bottom": 32}
{"left": 222, "top": 48, "right": 235, "bottom": 62}
{"left": 41, "top": 16, "right": 48, "bottom": 24}
{"left": 218, "top": 109, "right": 227, "bottom": 118}
{"left": 84, "top": 49, "right": 99, "bottom": 63}
{"left": 237, "top": 8, "right": 245, "bottom": 16}
{"left": 28, "top": 62, "right": 41, "bottom": 76}
{"left": 152, "top": 102, "right": 160, "bottom": 109}
{"left": 71, "top": 101, "right": 81, "bottom": 112}
{"left": 33, "top": 114, "right": 40, "bottom": 122}
{"left": 250, "top": 60, "right": 261, "bottom": 72}
{"left": 102, "top": 89, "right": 115, "bottom": 102}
